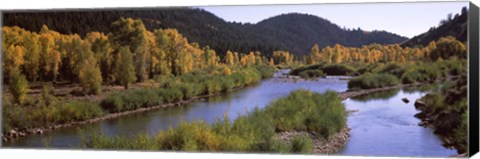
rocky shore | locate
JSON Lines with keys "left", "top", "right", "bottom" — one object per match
{"left": 414, "top": 99, "right": 466, "bottom": 155}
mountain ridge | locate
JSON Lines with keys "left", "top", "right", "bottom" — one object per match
{"left": 3, "top": 7, "right": 407, "bottom": 56}
{"left": 401, "top": 7, "right": 468, "bottom": 47}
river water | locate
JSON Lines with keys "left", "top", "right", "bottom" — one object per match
{"left": 3, "top": 70, "right": 457, "bottom": 157}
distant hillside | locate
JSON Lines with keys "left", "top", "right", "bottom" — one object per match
{"left": 3, "top": 7, "right": 407, "bottom": 56}
{"left": 256, "top": 13, "right": 408, "bottom": 54}
{"left": 401, "top": 7, "right": 468, "bottom": 47}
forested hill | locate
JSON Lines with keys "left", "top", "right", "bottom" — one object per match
{"left": 3, "top": 7, "right": 407, "bottom": 56}
{"left": 256, "top": 13, "right": 408, "bottom": 55}
{"left": 401, "top": 7, "right": 468, "bottom": 47}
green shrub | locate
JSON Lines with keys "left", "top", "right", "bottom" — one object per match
{"left": 57, "top": 101, "right": 104, "bottom": 122}
{"left": 157, "top": 87, "right": 183, "bottom": 103}
{"left": 376, "top": 63, "right": 405, "bottom": 77}
{"left": 289, "top": 63, "right": 326, "bottom": 75}
{"left": 322, "top": 64, "right": 356, "bottom": 76}
{"left": 253, "top": 65, "right": 275, "bottom": 79}
{"left": 155, "top": 121, "right": 222, "bottom": 151}
{"left": 100, "top": 93, "right": 124, "bottom": 113}
{"left": 348, "top": 73, "right": 399, "bottom": 90}
{"left": 84, "top": 133, "right": 158, "bottom": 150}
{"left": 8, "top": 72, "right": 29, "bottom": 104}
{"left": 78, "top": 59, "right": 103, "bottom": 95}
{"left": 290, "top": 135, "right": 313, "bottom": 153}
{"left": 298, "top": 69, "right": 326, "bottom": 79}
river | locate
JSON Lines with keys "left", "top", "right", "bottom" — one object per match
{"left": 3, "top": 70, "right": 457, "bottom": 157}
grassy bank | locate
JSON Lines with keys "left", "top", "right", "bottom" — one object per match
{"left": 82, "top": 90, "right": 346, "bottom": 153}
{"left": 100, "top": 65, "right": 274, "bottom": 113}
{"left": 290, "top": 63, "right": 356, "bottom": 79}
{"left": 347, "top": 59, "right": 466, "bottom": 90}
{"left": 347, "top": 73, "right": 399, "bottom": 90}
{"left": 2, "top": 65, "right": 275, "bottom": 135}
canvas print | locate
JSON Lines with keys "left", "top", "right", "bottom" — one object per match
{"left": 0, "top": 1, "right": 472, "bottom": 157}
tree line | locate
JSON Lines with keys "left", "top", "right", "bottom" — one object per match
{"left": 304, "top": 36, "right": 466, "bottom": 65}
{"left": 3, "top": 8, "right": 407, "bottom": 57}
{"left": 2, "top": 17, "right": 279, "bottom": 99}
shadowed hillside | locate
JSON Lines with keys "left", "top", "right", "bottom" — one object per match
{"left": 401, "top": 7, "right": 468, "bottom": 47}
{"left": 3, "top": 7, "right": 407, "bottom": 56}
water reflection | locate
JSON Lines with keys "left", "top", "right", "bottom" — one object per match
{"left": 350, "top": 89, "right": 400, "bottom": 102}
{"left": 4, "top": 71, "right": 348, "bottom": 148}
{"left": 338, "top": 88, "right": 457, "bottom": 157}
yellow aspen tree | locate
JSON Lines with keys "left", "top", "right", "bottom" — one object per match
{"left": 3, "top": 45, "right": 25, "bottom": 77}
{"left": 233, "top": 52, "right": 240, "bottom": 66}
{"left": 225, "top": 50, "right": 234, "bottom": 66}
{"left": 23, "top": 33, "right": 41, "bottom": 81}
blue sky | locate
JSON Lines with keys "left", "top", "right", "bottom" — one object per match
{"left": 199, "top": 1, "right": 468, "bottom": 38}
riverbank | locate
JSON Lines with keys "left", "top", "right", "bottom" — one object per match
{"left": 274, "top": 83, "right": 414, "bottom": 154}
{"left": 276, "top": 126, "right": 350, "bottom": 154}
{"left": 414, "top": 100, "right": 462, "bottom": 148}
{"left": 80, "top": 90, "right": 347, "bottom": 153}
{"left": 413, "top": 76, "right": 468, "bottom": 156}
{"left": 2, "top": 81, "right": 411, "bottom": 146}
{"left": 2, "top": 83, "right": 253, "bottom": 142}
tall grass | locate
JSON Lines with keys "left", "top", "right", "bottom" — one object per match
{"left": 2, "top": 97, "right": 104, "bottom": 132}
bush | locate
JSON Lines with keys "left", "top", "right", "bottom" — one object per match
{"left": 155, "top": 121, "right": 222, "bottom": 151}
{"left": 2, "top": 96, "right": 104, "bottom": 132}
{"left": 253, "top": 65, "right": 275, "bottom": 79}
{"left": 100, "top": 93, "right": 125, "bottom": 113}
{"left": 57, "top": 101, "right": 104, "bottom": 122}
{"left": 298, "top": 69, "right": 326, "bottom": 79}
{"left": 376, "top": 63, "right": 405, "bottom": 77}
{"left": 348, "top": 73, "right": 399, "bottom": 90}
{"left": 84, "top": 133, "right": 158, "bottom": 150}
{"left": 322, "top": 64, "right": 356, "bottom": 76}
{"left": 290, "top": 135, "right": 313, "bottom": 153}
{"left": 8, "top": 72, "right": 29, "bottom": 104}
{"left": 2, "top": 96, "right": 30, "bottom": 131}
{"left": 78, "top": 59, "right": 103, "bottom": 95}
{"left": 289, "top": 63, "right": 326, "bottom": 75}
{"left": 157, "top": 87, "right": 183, "bottom": 103}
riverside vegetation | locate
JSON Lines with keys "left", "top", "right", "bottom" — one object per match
{"left": 414, "top": 74, "right": 468, "bottom": 154}
{"left": 3, "top": 65, "right": 274, "bottom": 134}
{"left": 2, "top": 8, "right": 469, "bottom": 155}
{"left": 83, "top": 90, "right": 346, "bottom": 153}
{"left": 2, "top": 17, "right": 276, "bottom": 136}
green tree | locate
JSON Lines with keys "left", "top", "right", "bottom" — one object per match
{"left": 114, "top": 46, "right": 137, "bottom": 89}
{"left": 429, "top": 36, "right": 466, "bottom": 61}
{"left": 110, "top": 17, "right": 148, "bottom": 82}
{"left": 153, "top": 29, "right": 170, "bottom": 75}
{"left": 78, "top": 56, "right": 103, "bottom": 95}
{"left": 3, "top": 45, "right": 25, "bottom": 79}
{"left": 23, "top": 33, "right": 41, "bottom": 81}
{"left": 88, "top": 32, "right": 113, "bottom": 82}
{"left": 9, "top": 72, "right": 29, "bottom": 104}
